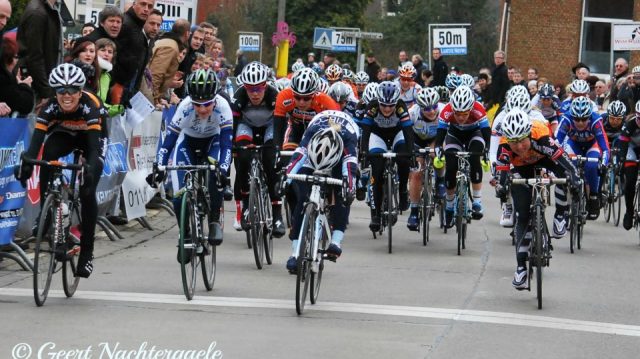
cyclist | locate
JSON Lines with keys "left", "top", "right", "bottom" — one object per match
{"left": 495, "top": 108, "right": 580, "bottom": 289}
{"left": 16, "top": 63, "right": 106, "bottom": 278}
{"left": 559, "top": 79, "right": 598, "bottom": 116}
{"left": 274, "top": 77, "right": 291, "bottom": 93}
{"left": 325, "top": 64, "right": 343, "bottom": 86}
{"left": 342, "top": 68, "right": 359, "bottom": 100}
{"left": 231, "top": 62, "right": 285, "bottom": 237}
{"left": 361, "top": 81, "right": 415, "bottom": 232}
{"left": 397, "top": 63, "right": 422, "bottom": 108}
{"left": 328, "top": 81, "right": 358, "bottom": 118}
{"left": 490, "top": 91, "right": 547, "bottom": 227}
{"left": 285, "top": 110, "right": 358, "bottom": 273}
{"left": 618, "top": 101, "right": 640, "bottom": 230}
{"left": 435, "top": 85, "right": 450, "bottom": 104}
{"left": 317, "top": 78, "right": 330, "bottom": 94}
{"left": 602, "top": 100, "right": 626, "bottom": 148}
{"left": 354, "top": 71, "right": 370, "bottom": 98}
{"left": 556, "top": 96, "right": 610, "bottom": 220}
{"left": 407, "top": 87, "right": 446, "bottom": 231}
{"left": 148, "top": 69, "right": 233, "bottom": 261}
{"left": 532, "top": 83, "right": 561, "bottom": 134}
{"left": 444, "top": 73, "right": 461, "bottom": 95}
{"left": 436, "top": 85, "right": 490, "bottom": 227}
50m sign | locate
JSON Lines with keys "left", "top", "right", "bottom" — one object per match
{"left": 433, "top": 28, "right": 468, "bottom": 55}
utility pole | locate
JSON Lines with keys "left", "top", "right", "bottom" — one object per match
{"left": 277, "top": 0, "right": 286, "bottom": 22}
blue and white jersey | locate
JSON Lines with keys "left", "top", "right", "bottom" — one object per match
{"left": 167, "top": 95, "right": 233, "bottom": 138}
{"left": 397, "top": 81, "right": 422, "bottom": 109}
{"left": 409, "top": 102, "right": 443, "bottom": 140}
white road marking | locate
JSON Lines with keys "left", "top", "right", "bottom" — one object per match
{"left": 2, "top": 287, "right": 639, "bottom": 337}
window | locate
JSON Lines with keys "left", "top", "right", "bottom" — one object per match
{"left": 581, "top": 0, "right": 634, "bottom": 75}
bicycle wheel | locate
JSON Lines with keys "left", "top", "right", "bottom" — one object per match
{"left": 577, "top": 193, "right": 585, "bottom": 250}
{"left": 604, "top": 169, "right": 612, "bottom": 223}
{"left": 569, "top": 200, "right": 577, "bottom": 254}
{"left": 534, "top": 204, "right": 544, "bottom": 310}
{"left": 33, "top": 194, "right": 58, "bottom": 306}
{"left": 387, "top": 172, "right": 394, "bottom": 254}
{"left": 262, "top": 181, "right": 274, "bottom": 265}
{"left": 296, "top": 205, "right": 315, "bottom": 315}
{"left": 62, "top": 210, "right": 81, "bottom": 298}
{"left": 614, "top": 173, "right": 624, "bottom": 227}
{"left": 310, "top": 215, "right": 329, "bottom": 304}
{"left": 200, "top": 195, "right": 216, "bottom": 291}
{"left": 422, "top": 168, "right": 433, "bottom": 246}
{"left": 249, "top": 178, "right": 265, "bottom": 269}
{"left": 179, "top": 191, "right": 198, "bottom": 300}
{"left": 456, "top": 182, "right": 465, "bottom": 256}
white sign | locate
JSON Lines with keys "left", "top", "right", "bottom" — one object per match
{"left": 239, "top": 34, "right": 261, "bottom": 52}
{"left": 125, "top": 92, "right": 155, "bottom": 128}
{"left": 332, "top": 31, "right": 356, "bottom": 53}
{"left": 122, "top": 171, "right": 149, "bottom": 221}
{"left": 155, "top": 0, "right": 195, "bottom": 32}
{"left": 433, "top": 28, "right": 468, "bottom": 55}
{"left": 85, "top": 8, "right": 102, "bottom": 26}
{"left": 313, "top": 28, "right": 333, "bottom": 50}
{"left": 612, "top": 23, "right": 640, "bottom": 51}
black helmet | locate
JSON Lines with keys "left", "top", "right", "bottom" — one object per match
{"left": 187, "top": 69, "right": 219, "bottom": 102}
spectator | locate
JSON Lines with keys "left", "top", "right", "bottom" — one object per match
{"left": 377, "top": 67, "right": 387, "bottom": 82}
{"left": 68, "top": 40, "right": 100, "bottom": 93}
{"left": 365, "top": 52, "right": 381, "bottom": 83}
{"left": 572, "top": 62, "right": 590, "bottom": 80}
{"left": 306, "top": 52, "right": 317, "bottom": 68}
{"left": 527, "top": 67, "right": 538, "bottom": 81}
{"left": 175, "top": 26, "right": 204, "bottom": 97}
{"left": 198, "top": 21, "right": 217, "bottom": 58}
{"left": 110, "top": 0, "right": 156, "bottom": 105}
{"left": 233, "top": 49, "right": 248, "bottom": 77}
{"left": 411, "top": 54, "right": 428, "bottom": 86}
{"left": 0, "top": 0, "right": 8, "bottom": 32}
{"left": 594, "top": 79, "right": 608, "bottom": 112}
{"left": 210, "top": 39, "right": 225, "bottom": 67}
{"left": 476, "top": 73, "right": 490, "bottom": 105}
{"left": 487, "top": 50, "right": 509, "bottom": 108}
{"left": 148, "top": 18, "right": 189, "bottom": 106}
{"left": 1, "top": 36, "right": 35, "bottom": 116}
{"left": 420, "top": 69, "right": 433, "bottom": 87}
{"left": 527, "top": 80, "right": 538, "bottom": 98}
{"left": 554, "top": 83, "right": 566, "bottom": 100}
{"left": 138, "top": 8, "right": 162, "bottom": 103}
{"left": 430, "top": 47, "right": 448, "bottom": 87}
{"left": 81, "top": 23, "right": 96, "bottom": 37}
{"left": 617, "top": 69, "right": 640, "bottom": 113}
{"left": 77, "top": 6, "right": 123, "bottom": 45}
{"left": 17, "top": 0, "right": 64, "bottom": 105}
{"left": 507, "top": 66, "right": 515, "bottom": 85}
{"left": 610, "top": 58, "right": 629, "bottom": 100}
{"left": 323, "top": 52, "right": 336, "bottom": 68}
{"left": 95, "top": 38, "right": 123, "bottom": 117}
{"left": 397, "top": 50, "right": 408, "bottom": 70}
{"left": 512, "top": 68, "right": 526, "bottom": 87}
{"left": 386, "top": 69, "right": 397, "bottom": 81}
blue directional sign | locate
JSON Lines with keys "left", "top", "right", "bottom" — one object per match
{"left": 313, "top": 27, "right": 334, "bottom": 50}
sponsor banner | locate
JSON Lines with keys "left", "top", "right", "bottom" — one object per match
{"left": 0, "top": 118, "right": 30, "bottom": 245}
{"left": 97, "top": 115, "right": 129, "bottom": 216}
{"left": 612, "top": 23, "right": 640, "bottom": 51}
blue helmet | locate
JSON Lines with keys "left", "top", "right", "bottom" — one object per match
{"left": 376, "top": 81, "right": 401, "bottom": 105}
{"left": 538, "top": 83, "right": 554, "bottom": 99}
{"left": 445, "top": 73, "right": 461, "bottom": 90}
{"left": 570, "top": 96, "right": 593, "bottom": 118}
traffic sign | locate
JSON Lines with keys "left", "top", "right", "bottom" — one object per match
{"left": 313, "top": 27, "right": 334, "bottom": 50}
{"left": 239, "top": 33, "right": 261, "bottom": 52}
{"left": 342, "top": 31, "right": 384, "bottom": 40}
{"left": 331, "top": 31, "right": 357, "bottom": 52}
{"left": 432, "top": 28, "right": 468, "bottom": 55}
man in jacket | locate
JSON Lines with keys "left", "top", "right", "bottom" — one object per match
{"left": 110, "top": 0, "right": 155, "bottom": 105}
{"left": 487, "top": 50, "right": 509, "bottom": 108}
{"left": 431, "top": 47, "right": 448, "bottom": 87}
{"left": 365, "top": 52, "right": 381, "bottom": 84}
{"left": 148, "top": 18, "right": 190, "bottom": 106}
{"left": 17, "top": 0, "right": 63, "bottom": 105}
{"left": 76, "top": 6, "right": 122, "bottom": 45}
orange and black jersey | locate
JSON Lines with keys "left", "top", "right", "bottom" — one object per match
{"left": 496, "top": 121, "right": 564, "bottom": 168}
{"left": 35, "top": 91, "right": 106, "bottom": 133}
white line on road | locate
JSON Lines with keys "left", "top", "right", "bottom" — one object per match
{"left": 2, "top": 287, "right": 639, "bottom": 337}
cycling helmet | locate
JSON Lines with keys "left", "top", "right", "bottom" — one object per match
{"left": 275, "top": 77, "right": 291, "bottom": 92}
{"left": 291, "top": 61, "right": 306, "bottom": 73}
{"left": 538, "top": 83, "right": 555, "bottom": 99}
{"left": 328, "top": 82, "right": 351, "bottom": 103}
{"left": 362, "top": 82, "right": 379, "bottom": 105}
{"left": 505, "top": 92, "right": 532, "bottom": 113}
{"left": 235, "top": 75, "right": 244, "bottom": 87}
{"left": 316, "top": 78, "right": 329, "bottom": 94}
{"left": 376, "top": 81, "right": 401, "bottom": 105}
{"left": 570, "top": 79, "right": 590, "bottom": 94}
{"left": 636, "top": 100, "right": 640, "bottom": 114}
{"left": 354, "top": 71, "right": 370, "bottom": 85}
{"left": 506, "top": 85, "right": 528, "bottom": 100}
{"left": 399, "top": 63, "right": 416, "bottom": 79}
{"left": 459, "top": 74, "right": 475, "bottom": 88}
{"left": 445, "top": 73, "right": 461, "bottom": 90}
{"left": 187, "top": 69, "right": 219, "bottom": 102}
{"left": 291, "top": 68, "right": 319, "bottom": 96}
{"left": 436, "top": 85, "right": 450, "bottom": 103}
{"left": 242, "top": 61, "right": 268, "bottom": 85}
{"left": 607, "top": 100, "right": 627, "bottom": 117}
{"left": 49, "top": 63, "right": 86, "bottom": 89}
{"left": 307, "top": 126, "right": 344, "bottom": 171}
{"left": 325, "top": 64, "right": 343, "bottom": 81}
{"left": 416, "top": 87, "right": 440, "bottom": 109}
{"left": 342, "top": 68, "right": 354, "bottom": 81}
{"left": 502, "top": 108, "right": 532, "bottom": 140}
{"left": 450, "top": 85, "right": 475, "bottom": 112}
{"left": 570, "top": 96, "right": 593, "bottom": 118}
{"left": 632, "top": 66, "right": 640, "bottom": 74}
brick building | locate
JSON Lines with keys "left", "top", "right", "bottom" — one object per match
{"left": 500, "top": 0, "right": 640, "bottom": 85}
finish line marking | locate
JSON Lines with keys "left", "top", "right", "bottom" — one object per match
{"left": 1, "top": 287, "right": 639, "bottom": 337}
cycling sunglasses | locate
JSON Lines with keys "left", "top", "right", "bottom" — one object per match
{"left": 192, "top": 99, "right": 215, "bottom": 108}
{"left": 506, "top": 135, "right": 529, "bottom": 144}
{"left": 454, "top": 110, "right": 471, "bottom": 116}
{"left": 574, "top": 117, "right": 590, "bottom": 123}
{"left": 420, "top": 104, "right": 438, "bottom": 112}
{"left": 245, "top": 83, "right": 267, "bottom": 93}
{"left": 55, "top": 87, "right": 81, "bottom": 95}
{"left": 379, "top": 103, "right": 396, "bottom": 109}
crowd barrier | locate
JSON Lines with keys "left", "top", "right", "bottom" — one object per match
{"left": 0, "top": 106, "right": 177, "bottom": 269}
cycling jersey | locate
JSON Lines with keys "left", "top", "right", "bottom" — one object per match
{"left": 556, "top": 112, "right": 610, "bottom": 163}
{"left": 601, "top": 113, "right": 624, "bottom": 144}
{"left": 35, "top": 91, "right": 105, "bottom": 134}
{"left": 489, "top": 109, "right": 547, "bottom": 163}
{"left": 409, "top": 102, "right": 443, "bottom": 141}
{"left": 361, "top": 99, "right": 412, "bottom": 129}
{"left": 398, "top": 81, "right": 422, "bottom": 108}
{"left": 497, "top": 121, "right": 564, "bottom": 167}
{"left": 437, "top": 101, "right": 489, "bottom": 132}
{"left": 232, "top": 86, "right": 277, "bottom": 128}
{"left": 620, "top": 116, "right": 640, "bottom": 147}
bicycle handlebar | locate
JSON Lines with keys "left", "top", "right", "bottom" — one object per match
{"left": 414, "top": 148, "right": 435, "bottom": 155}
{"left": 157, "top": 164, "right": 217, "bottom": 171}
{"left": 569, "top": 155, "right": 600, "bottom": 164}
{"left": 512, "top": 178, "right": 567, "bottom": 185}
{"left": 287, "top": 173, "right": 343, "bottom": 186}
{"left": 367, "top": 152, "right": 413, "bottom": 159}
{"left": 233, "top": 144, "right": 274, "bottom": 152}
{"left": 279, "top": 150, "right": 295, "bottom": 157}
{"left": 21, "top": 154, "right": 83, "bottom": 171}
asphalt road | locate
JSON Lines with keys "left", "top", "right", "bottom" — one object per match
{"left": 1, "top": 182, "right": 640, "bottom": 359}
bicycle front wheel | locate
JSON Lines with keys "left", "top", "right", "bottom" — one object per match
{"left": 422, "top": 169, "right": 433, "bottom": 246}
{"left": 201, "top": 198, "right": 216, "bottom": 291}
{"left": 296, "top": 205, "right": 315, "bottom": 315}
{"left": 62, "top": 227, "right": 81, "bottom": 297}
{"left": 456, "top": 183, "right": 466, "bottom": 256}
{"left": 615, "top": 173, "right": 624, "bottom": 226}
{"left": 249, "top": 178, "right": 265, "bottom": 269}
{"left": 387, "top": 173, "right": 395, "bottom": 254}
{"left": 33, "top": 194, "right": 58, "bottom": 306}
{"left": 179, "top": 191, "right": 198, "bottom": 300}
{"left": 604, "top": 170, "right": 612, "bottom": 223}
{"left": 262, "top": 181, "right": 274, "bottom": 265}
{"left": 534, "top": 204, "right": 544, "bottom": 310}
{"left": 310, "top": 215, "right": 329, "bottom": 304}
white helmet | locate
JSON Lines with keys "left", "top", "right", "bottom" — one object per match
{"left": 416, "top": 87, "right": 440, "bottom": 109}
{"left": 316, "top": 78, "right": 329, "bottom": 94}
{"left": 505, "top": 92, "right": 532, "bottom": 113}
{"left": 291, "top": 61, "right": 306, "bottom": 73}
{"left": 241, "top": 61, "right": 269, "bottom": 85}
{"left": 570, "top": 79, "right": 590, "bottom": 94}
{"left": 354, "top": 71, "right": 370, "bottom": 85}
{"left": 450, "top": 86, "right": 475, "bottom": 112}
{"left": 607, "top": 100, "right": 627, "bottom": 117}
{"left": 506, "top": 85, "right": 528, "bottom": 100}
{"left": 459, "top": 74, "right": 475, "bottom": 88}
{"left": 632, "top": 66, "right": 640, "bottom": 74}
{"left": 362, "top": 82, "right": 379, "bottom": 104}
{"left": 328, "top": 81, "right": 351, "bottom": 103}
{"left": 49, "top": 63, "right": 86, "bottom": 89}
{"left": 308, "top": 127, "right": 344, "bottom": 171}
{"left": 399, "top": 63, "right": 416, "bottom": 79}
{"left": 325, "top": 64, "right": 343, "bottom": 81}
{"left": 291, "top": 68, "right": 318, "bottom": 96}
{"left": 570, "top": 96, "right": 593, "bottom": 118}
{"left": 274, "top": 77, "right": 291, "bottom": 92}
{"left": 502, "top": 108, "right": 532, "bottom": 140}
{"left": 235, "top": 75, "right": 244, "bottom": 87}
{"left": 342, "top": 68, "right": 354, "bottom": 81}
{"left": 636, "top": 100, "right": 640, "bottom": 114}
